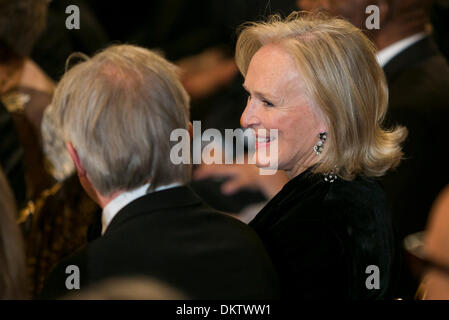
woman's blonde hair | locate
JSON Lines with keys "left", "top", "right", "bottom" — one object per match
{"left": 236, "top": 11, "right": 407, "bottom": 180}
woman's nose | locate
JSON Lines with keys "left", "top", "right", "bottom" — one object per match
{"left": 240, "top": 102, "right": 260, "bottom": 129}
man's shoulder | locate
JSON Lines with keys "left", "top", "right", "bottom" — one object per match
{"left": 41, "top": 201, "right": 278, "bottom": 299}
{"left": 105, "top": 186, "right": 257, "bottom": 236}
{"left": 105, "top": 200, "right": 263, "bottom": 249}
{"left": 82, "top": 198, "right": 270, "bottom": 275}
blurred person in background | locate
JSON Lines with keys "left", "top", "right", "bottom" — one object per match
{"left": 0, "top": 0, "right": 54, "bottom": 204}
{"left": 1, "top": 0, "right": 100, "bottom": 297}
{"left": 0, "top": 0, "right": 57, "bottom": 296}
{"left": 0, "top": 168, "right": 28, "bottom": 299}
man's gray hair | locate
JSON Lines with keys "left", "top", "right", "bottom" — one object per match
{"left": 52, "top": 44, "right": 191, "bottom": 196}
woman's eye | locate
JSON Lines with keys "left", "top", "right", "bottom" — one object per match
{"left": 262, "top": 100, "right": 274, "bottom": 107}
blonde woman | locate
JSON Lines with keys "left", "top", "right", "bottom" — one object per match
{"left": 236, "top": 12, "right": 407, "bottom": 299}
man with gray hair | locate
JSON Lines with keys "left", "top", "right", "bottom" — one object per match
{"left": 40, "top": 44, "right": 279, "bottom": 299}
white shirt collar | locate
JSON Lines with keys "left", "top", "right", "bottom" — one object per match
{"left": 101, "top": 182, "right": 182, "bottom": 235}
{"left": 376, "top": 32, "right": 427, "bottom": 67}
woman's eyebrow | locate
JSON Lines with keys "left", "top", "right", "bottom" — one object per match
{"left": 242, "top": 84, "right": 279, "bottom": 101}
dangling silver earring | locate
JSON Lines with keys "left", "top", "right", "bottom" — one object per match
{"left": 313, "top": 132, "right": 327, "bottom": 155}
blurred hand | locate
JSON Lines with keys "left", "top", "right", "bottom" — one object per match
{"left": 176, "top": 48, "right": 238, "bottom": 100}
{"left": 194, "top": 163, "right": 289, "bottom": 199}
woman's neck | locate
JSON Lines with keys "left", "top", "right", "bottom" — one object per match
{"left": 285, "top": 152, "right": 319, "bottom": 180}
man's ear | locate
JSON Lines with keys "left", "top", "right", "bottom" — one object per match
{"left": 66, "top": 142, "right": 103, "bottom": 207}
{"left": 66, "top": 142, "right": 86, "bottom": 177}
{"left": 188, "top": 121, "right": 193, "bottom": 142}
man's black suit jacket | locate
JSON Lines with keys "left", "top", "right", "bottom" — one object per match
{"left": 40, "top": 186, "right": 279, "bottom": 299}
{"left": 382, "top": 36, "right": 449, "bottom": 241}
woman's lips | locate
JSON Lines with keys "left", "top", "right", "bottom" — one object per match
{"left": 255, "top": 136, "right": 273, "bottom": 149}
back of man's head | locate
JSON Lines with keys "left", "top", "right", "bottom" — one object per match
{"left": 52, "top": 45, "right": 191, "bottom": 196}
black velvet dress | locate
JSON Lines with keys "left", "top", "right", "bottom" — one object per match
{"left": 249, "top": 168, "right": 396, "bottom": 300}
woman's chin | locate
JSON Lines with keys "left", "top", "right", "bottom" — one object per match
{"left": 255, "top": 161, "right": 271, "bottom": 168}
{"left": 255, "top": 157, "right": 282, "bottom": 171}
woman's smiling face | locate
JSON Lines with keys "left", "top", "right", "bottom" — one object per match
{"left": 240, "top": 43, "right": 327, "bottom": 177}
